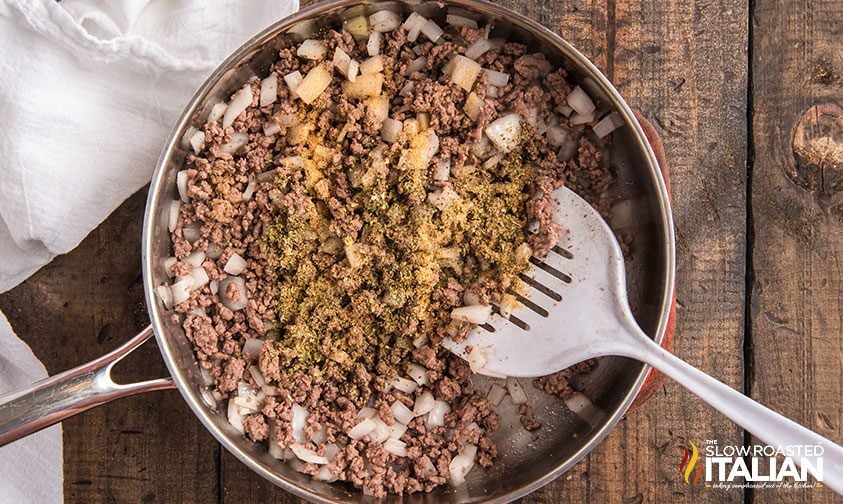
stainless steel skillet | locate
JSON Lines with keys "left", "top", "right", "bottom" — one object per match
{"left": 0, "top": 1, "right": 674, "bottom": 502}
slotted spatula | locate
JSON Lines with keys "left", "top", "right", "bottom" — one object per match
{"left": 443, "top": 184, "right": 843, "bottom": 493}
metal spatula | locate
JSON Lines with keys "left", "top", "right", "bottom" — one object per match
{"left": 444, "top": 185, "right": 843, "bottom": 493}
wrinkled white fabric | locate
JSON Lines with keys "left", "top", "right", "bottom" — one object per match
{"left": 0, "top": 0, "right": 298, "bottom": 502}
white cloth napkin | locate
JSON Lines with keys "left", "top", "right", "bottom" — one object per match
{"left": 0, "top": 0, "right": 298, "bottom": 502}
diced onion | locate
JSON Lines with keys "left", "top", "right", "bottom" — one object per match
{"left": 313, "top": 465, "right": 337, "bottom": 482}
{"left": 291, "top": 404, "right": 308, "bottom": 444}
{"left": 296, "top": 64, "right": 333, "bottom": 104}
{"left": 466, "top": 345, "right": 489, "bottom": 373}
{"left": 184, "top": 250, "right": 205, "bottom": 267}
{"left": 189, "top": 267, "right": 209, "bottom": 291}
{"left": 227, "top": 400, "right": 245, "bottom": 434}
{"left": 263, "top": 121, "right": 282, "bottom": 136}
{"left": 593, "top": 111, "right": 624, "bottom": 138}
{"left": 359, "top": 55, "right": 384, "bottom": 75}
{"left": 381, "top": 117, "right": 402, "bottom": 143}
{"left": 189, "top": 130, "right": 205, "bottom": 154}
{"left": 343, "top": 72, "right": 383, "bottom": 99}
{"left": 219, "top": 276, "right": 248, "bottom": 311}
{"left": 483, "top": 68, "right": 510, "bottom": 87}
{"left": 242, "top": 180, "right": 258, "bottom": 201}
{"left": 260, "top": 73, "right": 278, "bottom": 107}
{"left": 425, "top": 400, "right": 450, "bottom": 428}
{"left": 413, "top": 390, "right": 435, "bottom": 416}
{"left": 473, "top": 134, "right": 492, "bottom": 159}
{"left": 465, "top": 39, "right": 492, "bottom": 60}
{"left": 348, "top": 417, "right": 377, "bottom": 439}
{"left": 421, "top": 19, "right": 443, "bottom": 42}
{"left": 207, "top": 243, "right": 224, "bottom": 260}
{"left": 450, "top": 55, "right": 482, "bottom": 92}
{"left": 566, "top": 86, "right": 596, "bottom": 116}
{"left": 290, "top": 444, "right": 328, "bottom": 465}
{"left": 514, "top": 242, "right": 532, "bottom": 263}
{"left": 233, "top": 394, "right": 259, "bottom": 412}
{"left": 463, "top": 291, "right": 480, "bottom": 305}
{"left": 570, "top": 112, "right": 595, "bottom": 126}
{"left": 369, "top": 10, "right": 402, "bottom": 32}
{"left": 209, "top": 279, "right": 219, "bottom": 295}
{"left": 487, "top": 383, "right": 507, "bottom": 406}
{"left": 413, "top": 334, "right": 430, "bottom": 348}
{"left": 565, "top": 391, "right": 597, "bottom": 417}
{"left": 448, "top": 444, "right": 477, "bottom": 487}
{"left": 182, "top": 222, "right": 202, "bottom": 243}
{"left": 367, "top": 31, "right": 382, "bottom": 56}
{"left": 403, "top": 12, "right": 426, "bottom": 42}
{"left": 163, "top": 256, "right": 177, "bottom": 275}
{"left": 357, "top": 406, "right": 377, "bottom": 419}
{"left": 389, "top": 422, "right": 407, "bottom": 440}
{"left": 223, "top": 85, "right": 253, "bottom": 129}
{"left": 223, "top": 253, "right": 247, "bottom": 275}
{"left": 559, "top": 138, "right": 579, "bottom": 161}
{"left": 283, "top": 70, "right": 303, "bottom": 92}
{"left": 384, "top": 438, "right": 408, "bottom": 457}
{"left": 446, "top": 13, "right": 478, "bottom": 29}
{"left": 368, "top": 420, "right": 391, "bottom": 443}
{"left": 248, "top": 365, "right": 266, "bottom": 387}
{"left": 343, "top": 15, "right": 369, "bottom": 39}
{"left": 242, "top": 338, "right": 263, "bottom": 360}
{"left": 391, "top": 376, "right": 418, "bottom": 394}
{"left": 208, "top": 102, "right": 227, "bottom": 124}
{"left": 262, "top": 385, "right": 278, "bottom": 396}
{"left": 168, "top": 200, "right": 180, "bottom": 233}
{"left": 332, "top": 47, "right": 352, "bottom": 75}
{"left": 433, "top": 158, "right": 451, "bottom": 181}
{"left": 177, "top": 171, "right": 190, "bottom": 202}
{"left": 288, "top": 459, "right": 309, "bottom": 473}
{"left": 486, "top": 85, "right": 499, "bottom": 98}
{"left": 221, "top": 132, "right": 249, "bottom": 154}
{"left": 546, "top": 122, "right": 569, "bottom": 147}
{"left": 464, "top": 92, "right": 483, "bottom": 121}
{"left": 347, "top": 60, "right": 359, "bottom": 82}
{"left": 297, "top": 39, "right": 328, "bottom": 60}
{"left": 450, "top": 304, "right": 492, "bottom": 324}
{"left": 406, "top": 363, "right": 429, "bottom": 386}
{"left": 390, "top": 400, "right": 415, "bottom": 425}
{"left": 558, "top": 104, "right": 574, "bottom": 117}
{"left": 506, "top": 377, "right": 528, "bottom": 404}
{"left": 405, "top": 56, "right": 426, "bottom": 76}
{"left": 324, "top": 443, "right": 341, "bottom": 461}
{"left": 427, "top": 185, "right": 460, "bottom": 211}
{"left": 170, "top": 278, "right": 191, "bottom": 305}
{"left": 156, "top": 284, "right": 173, "bottom": 309}
{"left": 485, "top": 113, "right": 522, "bottom": 153}
{"left": 366, "top": 96, "right": 389, "bottom": 124}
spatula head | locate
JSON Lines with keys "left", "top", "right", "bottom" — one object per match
{"left": 442, "top": 184, "right": 634, "bottom": 378}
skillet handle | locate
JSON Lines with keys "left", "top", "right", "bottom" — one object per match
{"left": 0, "top": 325, "right": 174, "bottom": 447}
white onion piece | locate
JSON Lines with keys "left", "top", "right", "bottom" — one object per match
{"left": 485, "top": 113, "right": 522, "bottom": 153}
{"left": 347, "top": 59, "right": 359, "bottom": 82}
{"left": 189, "top": 267, "right": 209, "bottom": 291}
{"left": 296, "top": 64, "right": 333, "bottom": 104}
{"left": 406, "top": 363, "right": 430, "bottom": 386}
{"left": 332, "top": 47, "right": 352, "bottom": 75}
{"left": 413, "top": 390, "right": 435, "bottom": 416}
{"left": 219, "top": 276, "right": 248, "bottom": 311}
{"left": 433, "top": 158, "right": 451, "bottom": 181}
{"left": 390, "top": 401, "right": 415, "bottom": 426}
{"left": 283, "top": 70, "right": 303, "bottom": 92}
{"left": 381, "top": 117, "right": 402, "bottom": 143}
{"left": 483, "top": 153, "right": 503, "bottom": 170}
{"left": 357, "top": 406, "right": 377, "bottom": 419}
{"left": 403, "top": 12, "right": 426, "bottom": 42}
{"left": 248, "top": 365, "right": 266, "bottom": 387}
{"left": 593, "top": 111, "right": 624, "bottom": 138}
{"left": 565, "top": 391, "right": 600, "bottom": 419}
{"left": 450, "top": 55, "right": 482, "bottom": 92}
{"left": 181, "top": 126, "right": 197, "bottom": 149}
{"left": 368, "top": 420, "right": 391, "bottom": 443}
{"left": 164, "top": 257, "right": 177, "bottom": 276}
{"left": 184, "top": 250, "right": 205, "bottom": 267}
{"left": 348, "top": 417, "right": 377, "bottom": 440}
{"left": 242, "top": 338, "right": 263, "bottom": 359}
{"left": 464, "top": 92, "right": 483, "bottom": 121}
{"left": 450, "top": 304, "right": 492, "bottom": 324}
{"left": 260, "top": 73, "right": 278, "bottom": 107}
{"left": 227, "top": 400, "right": 245, "bottom": 434}
{"left": 486, "top": 85, "right": 499, "bottom": 98}
{"left": 388, "top": 422, "right": 407, "bottom": 440}
{"left": 288, "top": 459, "right": 309, "bottom": 473}
{"left": 297, "top": 39, "right": 328, "bottom": 60}
{"left": 262, "top": 385, "right": 279, "bottom": 396}
{"left": 546, "top": 122, "right": 569, "bottom": 147}
{"left": 566, "top": 86, "right": 596, "bottom": 116}
{"left": 506, "top": 377, "right": 528, "bottom": 404}
{"left": 182, "top": 222, "right": 202, "bottom": 243}
{"left": 448, "top": 444, "right": 477, "bottom": 487}
{"left": 188, "top": 130, "right": 205, "bottom": 154}
{"left": 391, "top": 376, "right": 418, "bottom": 394}
{"left": 369, "top": 10, "right": 402, "bottom": 32}
{"left": 168, "top": 200, "right": 180, "bottom": 233}
{"left": 207, "top": 243, "right": 224, "bottom": 259}
{"left": 313, "top": 465, "right": 337, "bottom": 482}
{"left": 483, "top": 68, "right": 510, "bottom": 87}
{"left": 237, "top": 381, "right": 254, "bottom": 398}
{"left": 384, "top": 438, "right": 408, "bottom": 457}
{"left": 465, "top": 38, "right": 492, "bottom": 60}
{"left": 360, "top": 55, "right": 384, "bottom": 75}
{"left": 223, "top": 85, "right": 253, "bottom": 129}
{"left": 558, "top": 104, "right": 574, "bottom": 117}
{"left": 421, "top": 19, "right": 443, "bottom": 42}
{"left": 428, "top": 185, "right": 460, "bottom": 211}
{"left": 487, "top": 383, "right": 507, "bottom": 406}
{"left": 472, "top": 134, "right": 492, "bottom": 159}
{"left": 200, "top": 388, "right": 216, "bottom": 408}
{"left": 223, "top": 253, "right": 247, "bottom": 275}
{"left": 404, "top": 56, "right": 426, "bottom": 76}
{"left": 242, "top": 180, "right": 258, "bottom": 201}
{"left": 291, "top": 444, "right": 329, "bottom": 465}
{"left": 569, "top": 112, "right": 595, "bottom": 126}
{"left": 221, "top": 132, "right": 249, "bottom": 154}
{"left": 324, "top": 443, "right": 342, "bottom": 461}
{"left": 233, "top": 394, "right": 259, "bottom": 412}
{"left": 209, "top": 279, "right": 219, "bottom": 295}
{"left": 559, "top": 138, "right": 579, "bottom": 161}
{"left": 367, "top": 96, "right": 389, "bottom": 124}
{"left": 291, "top": 404, "right": 308, "bottom": 444}
{"left": 413, "top": 334, "right": 429, "bottom": 348}
{"left": 208, "top": 102, "right": 227, "bottom": 124}
{"left": 425, "top": 400, "right": 450, "bottom": 428}
{"left": 263, "top": 121, "right": 282, "bottom": 136}
{"left": 367, "top": 31, "right": 381, "bottom": 56}
{"left": 446, "top": 13, "right": 478, "bottom": 28}
{"left": 466, "top": 345, "right": 489, "bottom": 373}
{"left": 170, "top": 278, "right": 191, "bottom": 305}
{"left": 463, "top": 291, "right": 480, "bottom": 306}
{"left": 156, "top": 285, "right": 173, "bottom": 309}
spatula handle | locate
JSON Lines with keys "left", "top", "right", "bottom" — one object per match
{"left": 622, "top": 335, "right": 843, "bottom": 494}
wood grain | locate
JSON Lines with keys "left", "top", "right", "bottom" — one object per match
{"left": 749, "top": 0, "right": 843, "bottom": 502}
{"left": 0, "top": 190, "right": 220, "bottom": 504}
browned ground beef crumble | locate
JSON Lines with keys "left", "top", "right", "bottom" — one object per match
{"left": 165, "top": 17, "right": 614, "bottom": 498}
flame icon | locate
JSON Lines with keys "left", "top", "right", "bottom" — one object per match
{"left": 678, "top": 440, "right": 703, "bottom": 486}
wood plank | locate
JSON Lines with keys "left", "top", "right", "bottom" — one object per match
{"left": 749, "top": 0, "right": 843, "bottom": 502}
{"left": 0, "top": 189, "right": 220, "bottom": 504}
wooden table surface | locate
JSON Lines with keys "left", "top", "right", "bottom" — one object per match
{"left": 1, "top": 0, "right": 841, "bottom": 502}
